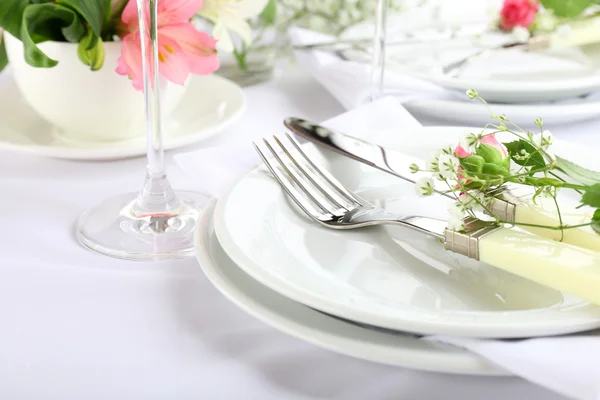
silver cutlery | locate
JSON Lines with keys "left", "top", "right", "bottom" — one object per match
{"left": 253, "top": 133, "right": 600, "bottom": 307}
{"left": 283, "top": 117, "right": 600, "bottom": 251}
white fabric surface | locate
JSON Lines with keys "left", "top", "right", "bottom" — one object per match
{"left": 175, "top": 96, "right": 600, "bottom": 400}
{"left": 2, "top": 64, "right": 599, "bottom": 399}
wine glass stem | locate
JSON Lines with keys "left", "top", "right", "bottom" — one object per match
{"left": 134, "top": 0, "right": 180, "bottom": 217}
{"left": 370, "top": 0, "right": 388, "bottom": 102}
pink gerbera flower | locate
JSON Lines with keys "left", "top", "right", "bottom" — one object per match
{"left": 116, "top": 0, "right": 220, "bottom": 90}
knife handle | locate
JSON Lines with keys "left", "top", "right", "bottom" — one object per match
{"left": 445, "top": 224, "right": 600, "bottom": 306}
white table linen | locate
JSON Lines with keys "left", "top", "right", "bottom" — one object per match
{"left": 1, "top": 64, "right": 597, "bottom": 399}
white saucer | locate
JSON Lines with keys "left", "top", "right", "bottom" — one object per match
{"left": 195, "top": 200, "right": 507, "bottom": 376}
{"left": 213, "top": 127, "right": 600, "bottom": 339}
{"left": 0, "top": 71, "right": 246, "bottom": 160}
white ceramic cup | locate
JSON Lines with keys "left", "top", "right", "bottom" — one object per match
{"left": 4, "top": 33, "right": 188, "bottom": 142}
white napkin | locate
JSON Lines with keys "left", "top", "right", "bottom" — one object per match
{"left": 174, "top": 98, "right": 600, "bottom": 400}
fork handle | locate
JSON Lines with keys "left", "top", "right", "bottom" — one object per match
{"left": 446, "top": 225, "right": 600, "bottom": 306}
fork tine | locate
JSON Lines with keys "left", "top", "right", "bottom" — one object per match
{"left": 261, "top": 138, "right": 345, "bottom": 217}
{"left": 273, "top": 136, "right": 355, "bottom": 209}
{"left": 284, "top": 133, "right": 363, "bottom": 205}
{"left": 253, "top": 142, "right": 326, "bottom": 221}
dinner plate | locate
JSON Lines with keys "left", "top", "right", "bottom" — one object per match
{"left": 0, "top": 70, "right": 246, "bottom": 161}
{"left": 403, "top": 93, "right": 600, "bottom": 128}
{"left": 213, "top": 126, "right": 600, "bottom": 338}
{"left": 195, "top": 200, "right": 508, "bottom": 375}
{"left": 340, "top": 8, "right": 600, "bottom": 103}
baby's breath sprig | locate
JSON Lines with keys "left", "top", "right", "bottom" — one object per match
{"left": 409, "top": 89, "right": 600, "bottom": 237}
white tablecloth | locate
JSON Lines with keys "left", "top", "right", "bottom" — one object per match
{"left": 2, "top": 64, "right": 597, "bottom": 399}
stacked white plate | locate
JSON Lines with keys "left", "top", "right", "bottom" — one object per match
{"left": 193, "top": 126, "right": 600, "bottom": 376}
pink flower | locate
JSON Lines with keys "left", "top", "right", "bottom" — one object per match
{"left": 116, "top": 0, "right": 219, "bottom": 90}
{"left": 455, "top": 133, "right": 510, "bottom": 178}
{"left": 499, "top": 0, "right": 539, "bottom": 31}
{"left": 455, "top": 134, "right": 508, "bottom": 159}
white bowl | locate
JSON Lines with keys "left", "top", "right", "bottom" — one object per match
{"left": 4, "top": 33, "right": 188, "bottom": 142}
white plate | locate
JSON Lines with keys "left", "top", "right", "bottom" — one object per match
{"left": 195, "top": 199, "right": 508, "bottom": 375}
{"left": 340, "top": 10, "right": 600, "bottom": 103}
{"left": 0, "top": 71, "right": 246, "bottom": 161}
{"left": 213, "top": 126, "right": 600, "bottom": 338}
{"left": 404, "top": 93, "right": 600, "bottom": 127}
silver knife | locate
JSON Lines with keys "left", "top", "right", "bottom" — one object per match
{"left": 284, "top": 117, "right": 599, "bottom": 251}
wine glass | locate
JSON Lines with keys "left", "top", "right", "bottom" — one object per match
{"left": 76, "top": 0, "right": 209, "bottom": 260}
{"left": 370, "top": 0, "right": 388, "bottom": 102}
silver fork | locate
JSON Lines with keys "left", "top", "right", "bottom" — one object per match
{"left": 253, "top": 133, "right": 503, "bottom": 261}
{"left": 253, "top": 133, "right": 456, "bottom": 239}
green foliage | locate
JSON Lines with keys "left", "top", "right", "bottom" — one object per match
{"left": 78, "top": 29, "right": 105, "bottom": 71}
{"left": 592, "top": 209, "right": 600, "bottom": 235}
{"left": 556, "top": 156, "right": 600, "bottom": 186}
{"left": 481, "top": 163, "right": 510, "bottom": 177}
{"left": 505, "top": 140, "right": 547, "bottom": 169}
{"left": 582, "top": 184, "right": 600, "bottom": 208}
{"left": 0, "top": 0, "right": 29, "bottom": 38}
{"left": 540, "top": 0, "right": 595, "bottom": 18}
{"left": 0, "top": 0, "right": 110, "bottom": 71}
{"left": 260, "top": 0, "right": 277, "bottom": 25}
{"left": 0, "top": 34, "right": 7, "bottom": 71}
{"left": 460, "top": 155, "right": 485, "bottom": 174}
{"left": 20, "top": 3, "right": 82, "bottom": 68}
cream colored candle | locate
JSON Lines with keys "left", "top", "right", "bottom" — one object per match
{"left": 479, "top": 228, "right": 600, "bottom": 306}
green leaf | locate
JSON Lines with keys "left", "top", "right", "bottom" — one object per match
{"left": 260, "top": 0, "right": 277, "bottom": 25}
{"left": 0, "top": 0, "right": 29, "bottom": 39}
{"left": 460, "top": 155, "right": 485, "bottom": 174}
{"left": 55, "top": 0, "right": 108, "bottom": 38}
{"left": 504, "top": 140, "right": 546, "bottom": 169}
{"left": 592, "top": 209, "right": 600, "bottom": 235}
{"left": 556, "top": 156, "right": 600, "bottom": 186}
{"left": 582, "top": 184, "right": 600, "bottom": 208}
{"left": 540, "top": 0, "right": 594, "bottom": 17}
{"left": 0, "top": 33, "right": 8, "bottom": 72}
{"left": 20, "top": 3, "right": 81, "bottom": 68}
{"left": 77, "top": 30, "right": 104, "bottom": 71}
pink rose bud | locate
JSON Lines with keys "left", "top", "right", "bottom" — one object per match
{"left": 500, "top": 0, "right": 539, "bottom": 31}
{"left": 455, "top": 133, "right": 510, "bottom": 177}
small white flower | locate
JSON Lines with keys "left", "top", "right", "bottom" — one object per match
{"left": 533, "top": 130, "right": 553, "bottom": 148}
{"left": 409, "top": 163, "right": 420, "bottom": 173}
{"left": 447, "top": 201, "right": 466, "bottom": 219}
{"left": 458, "top": 192, "right": 486, "bottom": 213}
{"left": 459, "top": 132, "right": 480, "bottom": 154}
{"left": 512, "top": 26, "right": 531, "bottom": 43}
{"left": 415, "top": 177, "right": 434, "bottom": 197}
{"left": 427, "top": 153, "right": 440, "bottom": 171}
{"left": 438, "top": 154, "right": 460, "bottom": 179}
{"left": 447, "top": 216, "right": 466, "bottom": 232}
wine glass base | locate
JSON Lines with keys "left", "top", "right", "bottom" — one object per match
{"left": 76, "top": 191, "right": 210, "bottom": 261}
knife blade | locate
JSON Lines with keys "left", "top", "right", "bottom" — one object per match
{"left": 283, "top": 118, "right": 455, "bottom": 199}
{"left": 284, "top": 117, "right": 600, "bottom": 251}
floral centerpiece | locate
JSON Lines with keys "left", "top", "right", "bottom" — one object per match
{"left": 411, "top": 89, "right": 600, "bottom": 236}
{"left": 494, "top": 0, "right": 600, "bottom": 39}
{"left": 0, "top": 0, "right": 223, "bottom": 141}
